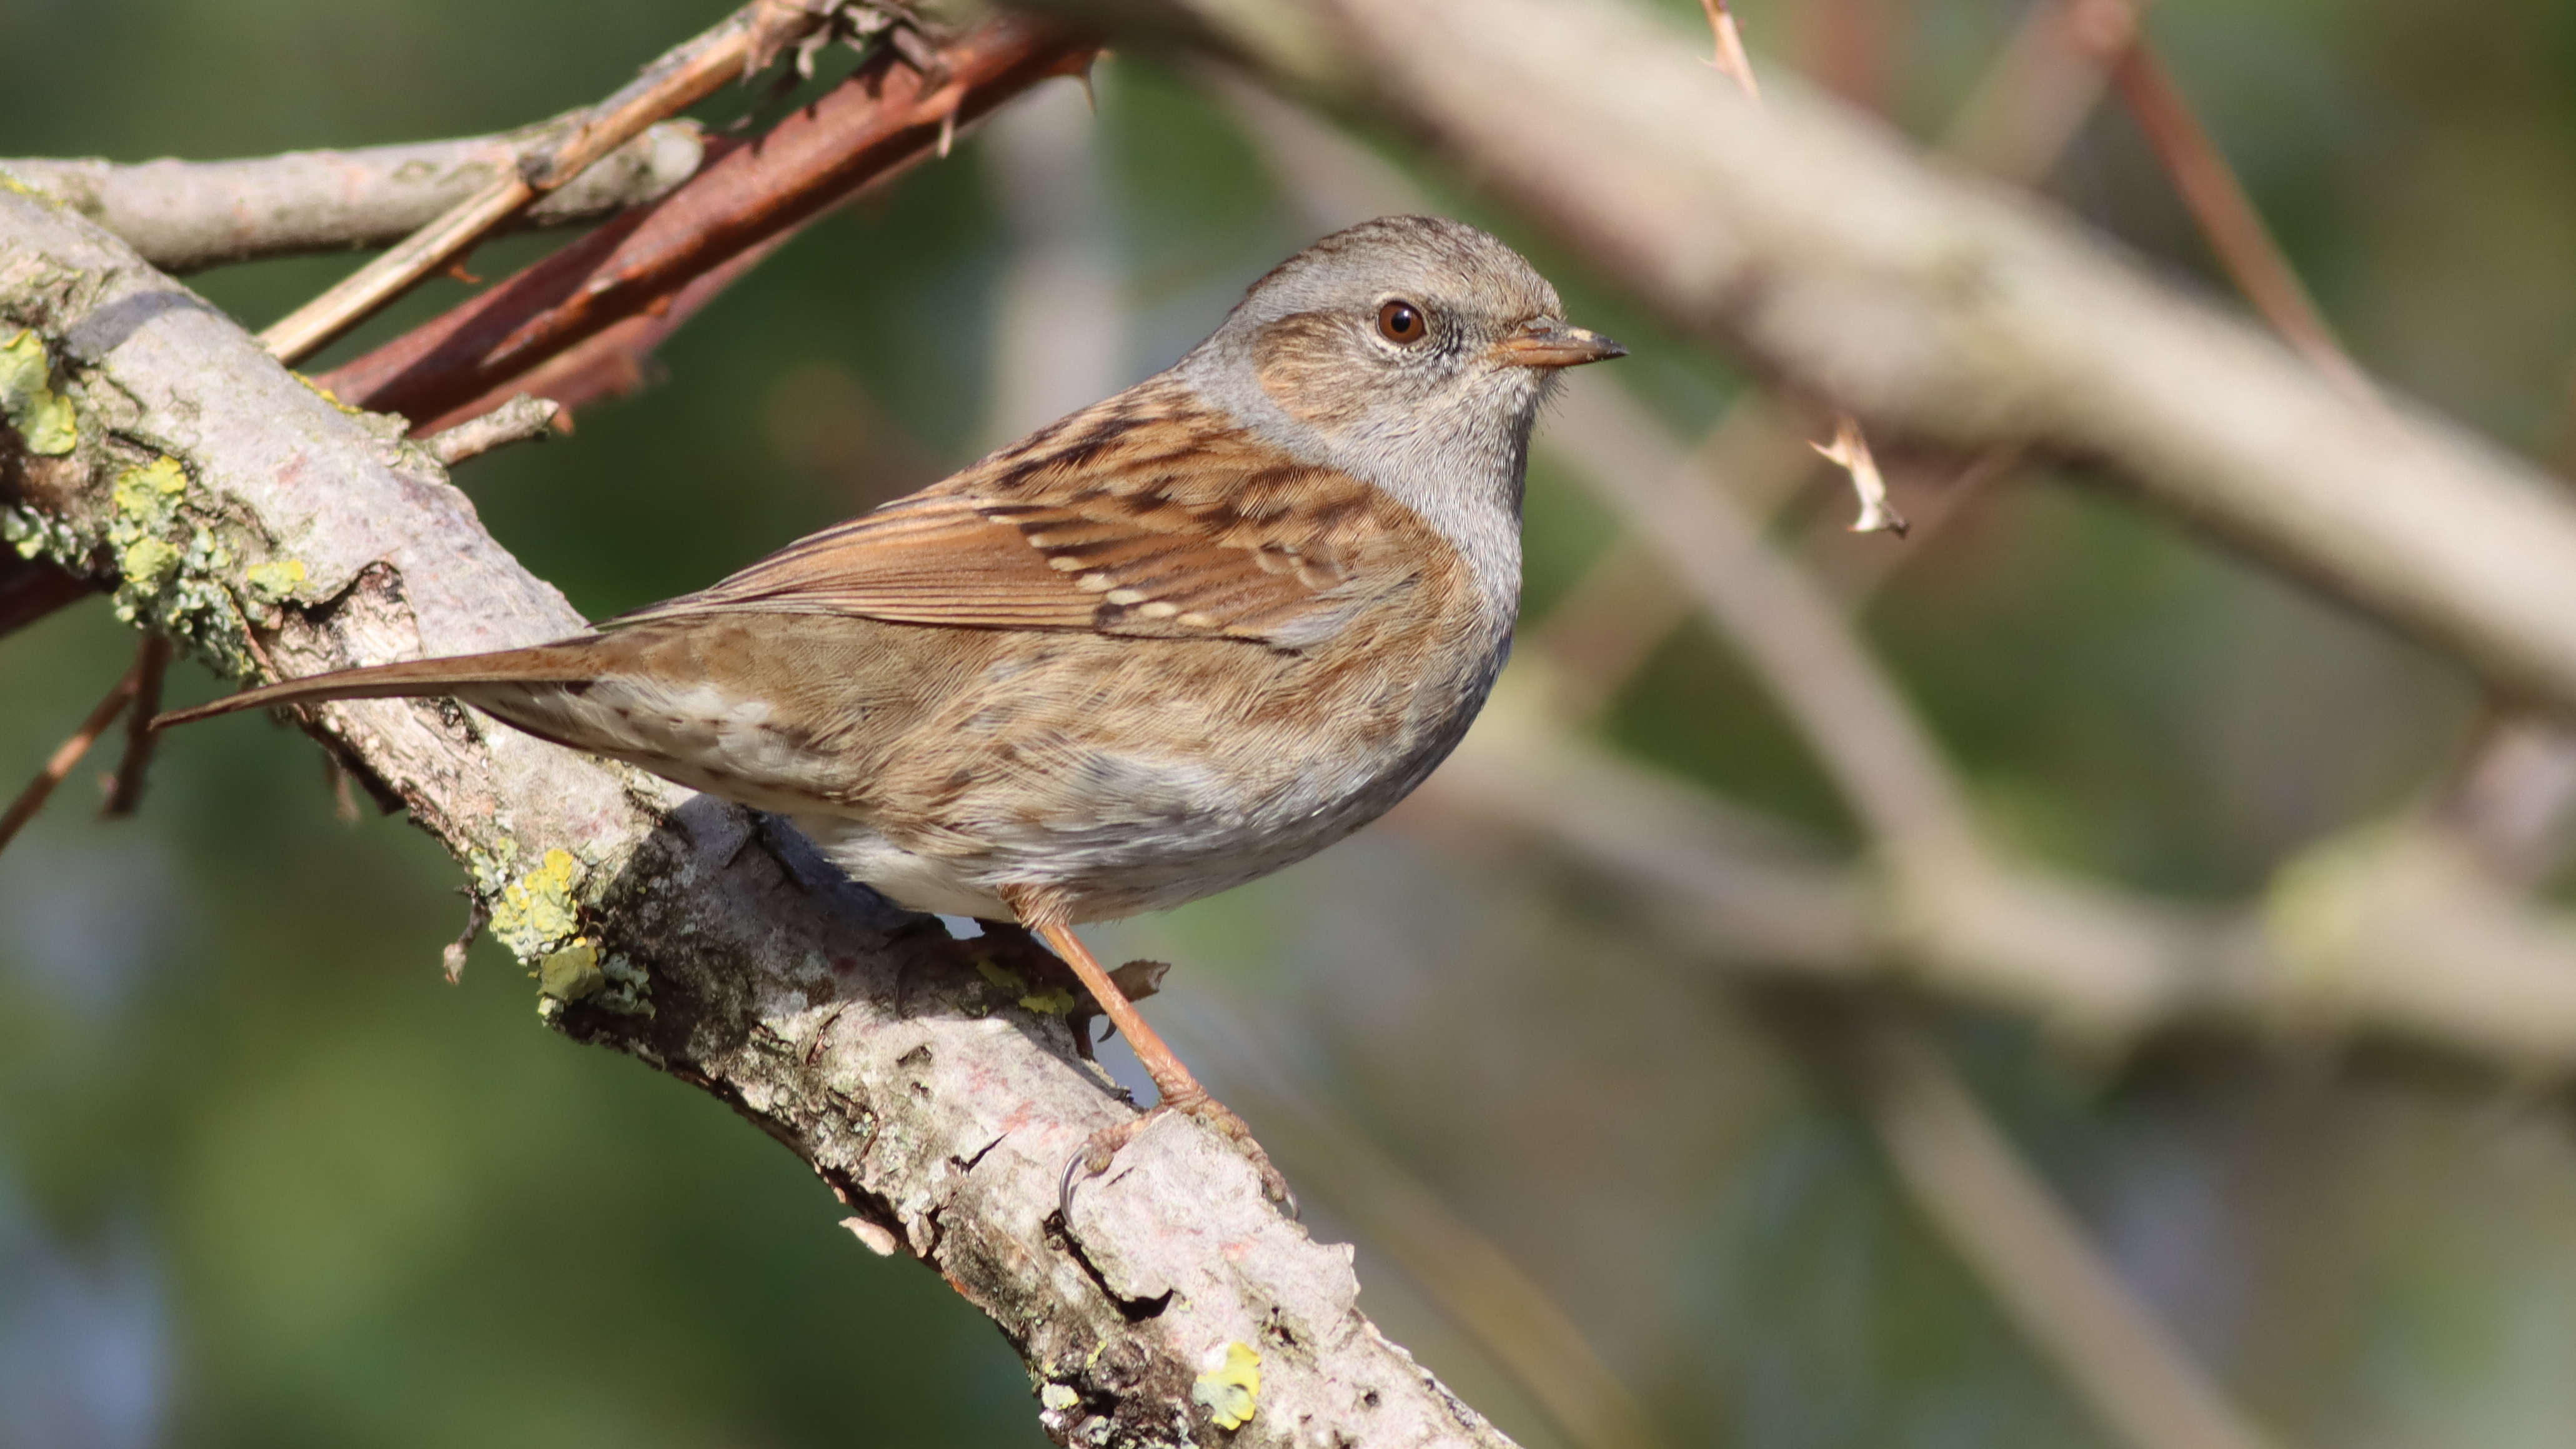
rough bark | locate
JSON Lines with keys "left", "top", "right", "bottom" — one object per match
{"left": 0, "top": 183, "right": 1511, "bottom": 1449}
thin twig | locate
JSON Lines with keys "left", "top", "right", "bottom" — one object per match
{"left": 257, "top": 0, "right": 833, "bottom": 365}
{"left": 1823, "top": 1014, "right": 2282, "bottom": 1449}
{"left": 2432, "top": 709, "right": 2576, "bottom": 887}
{"left": 1522, "top": 0, "right": 2153, "bottom": 712}
{"left": 1691, "top": 1, "right": 1902, "bottom": 535}
{"left": 1543, "top": 379, "right": 1977, "bottom": 864}
{"left": 422, "top": 393, "right": 560, "bottom": 466}
{"left": 420, "top": 228, "right": 793, "bottom": 434}
{"left": 1, "top": 120, "right": 703, "bottom": 276}
{"left": 101, "top": 633, "right": 173, "bottom": 816}
{"left": 1418, "top": 675, "right": 2576, "bottom": 1072}
{"left": 2108, "top": 34, "right": 2376, "bottom": 406}
{"left": 1694, "top": 0, "right": 1763, "bottom": 101}
{"left": 316, "top": 14, "right": 1097, "bottom": 430}
{"left": 1941, "top": 0, "right": 2154, "bottom": 185}
{"left": 0, "top": 659, "right": 143, "bottom": 855}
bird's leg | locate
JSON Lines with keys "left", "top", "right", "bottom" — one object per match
{"left": 1030, "top": 918, "right": 1292, "bottom": 1212}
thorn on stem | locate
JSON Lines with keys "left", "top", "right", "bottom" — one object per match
{"left": 326, "top": 754, "right": 362, "bottom": 824}
{"left": 444, "top": 892, "right": 492, "bottom": 984}
{"left": 1697, "top": 0, "right": 1765, "bottom": 103}
{"left": 1813, "top": 415, "right": 1910, "bottom": 537}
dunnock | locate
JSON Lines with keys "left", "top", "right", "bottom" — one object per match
{"left": 160, "top": 215, "right": 1624, "bottom": 1200}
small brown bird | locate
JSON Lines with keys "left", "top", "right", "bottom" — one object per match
{"left": 160, "top": 215, "right": 1623, "bottom": 1195}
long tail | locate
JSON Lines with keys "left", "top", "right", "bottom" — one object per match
{"left": 152, "top": 641, "right": 602, "bottom": 730}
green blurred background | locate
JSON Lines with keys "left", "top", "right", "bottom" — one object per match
{"left": 4, "top": 1, "right": 2576, "bottom": 1445}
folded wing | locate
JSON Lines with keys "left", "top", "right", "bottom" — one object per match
{"left": 614, "top": 376, "right": 1420, "bottom": 650}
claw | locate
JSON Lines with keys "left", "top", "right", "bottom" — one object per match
{"left": 1057, "top": 1100, "right": 1297, "bottom": 1224}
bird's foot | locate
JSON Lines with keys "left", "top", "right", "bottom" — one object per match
{"left": 1060, "top": 1091, "right": 1295, "bottom": 1220}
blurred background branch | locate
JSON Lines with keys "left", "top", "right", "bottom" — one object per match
{"left": 1107, "top": 0, "right": 2576, "bottom": 722}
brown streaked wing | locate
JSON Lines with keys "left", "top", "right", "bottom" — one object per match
{"left": 614, "top": 498, "right": 1105, "bottom": 631}
{"left": 610, "top": 386, "right": 1408, "bottom": 647}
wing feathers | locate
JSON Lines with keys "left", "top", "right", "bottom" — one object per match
{"left": 614, "top": 376, "right": 1426, "bottom": 649}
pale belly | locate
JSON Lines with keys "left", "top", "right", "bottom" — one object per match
{"left": 460, "top": 615, "right": 1506, "bottom": 925}
{"left": 787, "top": 720, "right": 1469, "bottom": 924}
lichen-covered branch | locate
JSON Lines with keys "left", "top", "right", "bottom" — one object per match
{"left": 0, "top": 121, "right": 704, "bottom": 275}
{"left": 0, "top": 183, "right": 1513, "bottom": 1449}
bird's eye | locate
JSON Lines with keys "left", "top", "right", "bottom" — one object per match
{"left": 1376, "top": 299, "right": 1427, "bottom": 345}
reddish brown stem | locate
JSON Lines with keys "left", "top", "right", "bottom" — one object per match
{"left": 319, "top": 14, "right": 1095, "bottom": 432}
{"left": 2111, "top": 39, "right": 2375, "bottom": 404}
{"left": 102, "top": 633, "right": 174, "bottom": 817}
{"left": 420, "top": 229, "right": 792, "bottom": 435}
{"left": 0, "top": 657, "right": 143, "bottom": 855}
{"left": 0, "top": 556, "right": 94, "bottom": 640}
{"left": 259, "top": 0, "right": 831, "bottom": 364}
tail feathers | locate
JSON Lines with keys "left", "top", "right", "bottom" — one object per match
{"left": 152, "top": 642, "right": 600, "bottom": 730}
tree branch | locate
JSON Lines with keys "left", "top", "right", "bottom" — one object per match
{"left": 1417, "top": 678, "right": 2576, "bottom": 1079}
{"left": 1813, "top": 1012, "right": 2280, "bottom": 1449}
{"left": 255, "top": 0, "right": 844, "bottom": 364}
{"left": 0, "top": 171, "right": 1510, "bottom": 1449}
{"left": 1116, "top": 0, "right": 2576, "bottom": 724}
{"left": 0, "top": 120, "right": 704, "bottom": 276}
{"left": 317, "top": 13, "right": 1098, "bottom": 431}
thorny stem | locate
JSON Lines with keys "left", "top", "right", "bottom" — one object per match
{"left": 1691, "top": 0, "right": 1904, "bottom": 535}
{"left": 1694, "top": 0, "right": 1764, "bottom": 101}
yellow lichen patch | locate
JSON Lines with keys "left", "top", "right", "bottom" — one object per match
{"left": 491, "top": 847, "right": 584, "bottom": 959}
{"left": 112, "top": 456, "right": 187, "bottom": 523}
{"left": 538, "top": 939, "right": 605, "bottom": 1001}
{"left": 292, "top": 371, "right": 369, "bottom": 417}
{"left": 1192, "top": 1342, "right": 1260, "bottom": 1431}
{"left": 243, "top": 558, "right": 308, "bottom": 604}
{"left": 119, "top": 537, "right": 182, "bottom": 594}
{"left": 105, "top": 457, "right": 190, "bottom": 594}
{"left": 1018, "top": 987, "right": 1077, "bottom": 1016}
{"left": 0, "top": 329, "right": 76, "bottom": 456}
{"left": 975, "top": 957, "right": 1028, "bottom": 994}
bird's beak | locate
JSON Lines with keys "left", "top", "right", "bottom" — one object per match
{"left": 1489, "top": 318, "right": 1628, "bottom": 369}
